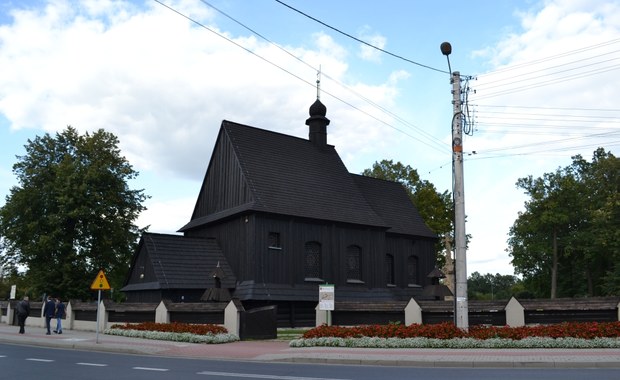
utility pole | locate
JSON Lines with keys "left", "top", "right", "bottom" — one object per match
{"left": 441, "top": 42, "right": 469, "bottom": 330}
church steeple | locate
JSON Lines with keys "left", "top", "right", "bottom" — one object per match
{"left": 306, "top": 99, "right": 330, "bottom": 147}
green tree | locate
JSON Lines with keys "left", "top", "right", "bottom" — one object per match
{"left": 467, "top": 271, "right": 521, "bottom": 300}
{"left": 0, "top": 127, "right": 148, "bottom": 300}
{"left": 508, "top": 148, "right": 619, "bottom": 298}
{"left": 362, "top": 159, "right": 453, "bottom": 265}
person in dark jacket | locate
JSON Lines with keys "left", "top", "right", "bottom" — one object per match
{"left": 16, "top": 296, "right": 30, "bottom": 334}
{"left": 43, "top": 295, "right": 55, "bottom": 335}
{"left": 53, "top": 298, "right": 65, "bottom": 334}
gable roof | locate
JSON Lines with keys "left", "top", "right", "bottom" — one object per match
{"left": 352, "top": 174, "right": 436, "bottom": 238}
{"left": 121, "top": 232, "right": 236, "bottom": 291}
{"left": 181, "top": 120, "right": 389, "bottom": 231}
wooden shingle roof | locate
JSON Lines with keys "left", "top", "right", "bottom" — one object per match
{"left": 352, "top": 174, "right": 436, "bottom": 238}
{"left": 122, "top": 233, "right": 236, "bottom": 291}
{"left": 224, "top": 120, "right": 387, "bottom": 226}
{"left": 181, "top": 120, "right": 434, "bottom": 238}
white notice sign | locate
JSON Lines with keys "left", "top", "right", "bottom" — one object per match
{"left": 318, "top": 284, "right": 334, "bottom": 311}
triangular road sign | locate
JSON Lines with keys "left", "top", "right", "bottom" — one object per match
{"left": 90, "top": 270, "right": 111, "bottom": 290}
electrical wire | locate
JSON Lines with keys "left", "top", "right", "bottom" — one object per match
{"left": 477, "top": 38, "right": 620, "bottom": 78}
{"left": 153, "top": 0, "right": 449, "bottom": 154}
{"left": 473, "top": 64, "right": 620, "bottom": 100}
{"left": 198, "top": 0, "right": 449, "bottom": 153}
{"left": 476, "top": 55, "right": 620, "bottom": 91}
{"left": 274, "top": 0, "right": 449, "bottom": 74}
{"left": 155, "top": 1, "right": 617, "bottom": 167}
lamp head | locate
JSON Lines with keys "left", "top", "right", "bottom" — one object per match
{"left": 440, "top": 42, "right": 452, "bottom": 56}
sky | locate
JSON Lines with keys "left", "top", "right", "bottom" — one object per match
{"left": 1, "top": 0, "right": 618, "bottom": 277}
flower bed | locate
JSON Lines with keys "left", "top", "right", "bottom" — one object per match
{"left": 302, "top": 321, "right": 620, "bottom": 340}
{"left": 105, "top": 322, "right": 239, "bottom": 344}
{"left": 289, "top": 322, "right": 620, "bottom": 349}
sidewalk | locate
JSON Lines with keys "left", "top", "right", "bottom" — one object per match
{"left": 1, "top": 323, "right": 620, "bottom": 368}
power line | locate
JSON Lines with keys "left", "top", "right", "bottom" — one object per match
{"left": 472, "top": 64, "right": 620, "bottom": 100}
{"left": 274, "top": 0, "right": 449, "bottom": 74}
{"left": 156, "top": 1, "right": 616, "bottom": 166}
{"left": 476, "top": 55, "right": 620, "bottom": 91}
{"left": 465, "top": 141, "right": 620, "bottom": 162}
{"left": 197, "top": 0, "right": 449, "bottom": 153}
{"left": 471, "top": 130, "right": 619, "bottom": 155}
{"left": 471, "top": 38, "right": 620, "bottom": 100}
{"left": 153, "top": 0, "right": 449, "bottom": 153}
{"left": 474, "top": 104, "right": 620, "bottom": 112}
{"left": 477, "top": 38, "right": 620, "bottom": 78}
{"left": 477, "top": 111, "right": 620, "bottom": 121}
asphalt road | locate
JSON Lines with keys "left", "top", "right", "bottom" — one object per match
{"left": 2, "top": 343, "right": 620, "bottom": 380}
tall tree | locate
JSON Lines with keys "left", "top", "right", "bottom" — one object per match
{"left": 508, "top": 148, "right": 619, "bottom": 298}
{"left": 0, "top": 127, "right": 148, "bottom": 300}
{"left": 467, "top": 271, "right": 521, "bottom": 300}
{"left": 362, "top": 160, "right": 453, "bottom": 265}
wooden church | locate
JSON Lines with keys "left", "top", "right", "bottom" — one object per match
{"left": 122, "top": 99, "right": 439, "bottom": 325}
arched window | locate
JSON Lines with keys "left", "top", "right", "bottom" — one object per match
{"left": 385, "top": 254, "right": 395, "bottom": 285}
{"left": 346, "top": 245, "right": 362, "bottom": 281}
{"left": 304, "top": 241, "right": 322, "bottom": 279}
{"left": 407, "top": 255, "right": 419, "bottom": 285}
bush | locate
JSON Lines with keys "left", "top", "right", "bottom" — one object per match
{"left": 302, "top": 321, "right": 620, "bottom": 340}
{"left": 105, "top": 322, "right": 238, "bottom": 344}
{"left": 109, "top": 321, "right": 228, "bottom": 335}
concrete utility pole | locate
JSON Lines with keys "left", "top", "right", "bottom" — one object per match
{"left": 441, "top": 42, "right": 469, "bottom": 330}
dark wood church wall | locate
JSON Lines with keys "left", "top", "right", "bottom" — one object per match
{"left": 252, "top": 215, "right": 388, "bottom": 288}
{"left": 385, "top": 235, "right": 436, "bottom": 288}
{"left": 126, "top": 245, "right": 157, "bottom": 284}
{"left": 185, "top": 215, "right": 252, "bottom": 281}
{"left": 193, "top": 134, "right": 253, "bottom": 219}
{"left": 185, "top": 214, "right": 437, "bottom": 298}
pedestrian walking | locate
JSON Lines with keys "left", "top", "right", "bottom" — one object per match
{"left": 54, "top": 298, "right": 65, "bottom": 334}
{"left": 43, "top": 295, "right": 55, "bottom": 335}
{"left": 16, "top": 296, "right": 30, "bottom": 334}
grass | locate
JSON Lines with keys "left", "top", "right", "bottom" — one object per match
{"left": 277, "top": 328, "right": 311, "bottom": 341}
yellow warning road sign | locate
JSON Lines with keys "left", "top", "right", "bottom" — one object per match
{"left": 90, "top": 270, "right": 111, "bottom": 290}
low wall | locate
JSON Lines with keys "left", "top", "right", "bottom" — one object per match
{"left": 315, "top": 297, "right": 620, "bottom": 327}
{"left": 3, "top": 296, "right": 619, "bottom": 333}
{"left": 2, "top": 298, "right": 246, "bottom": 337}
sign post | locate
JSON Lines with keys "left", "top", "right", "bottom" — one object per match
{"left": 90, "top": 270, "right": 111, "bottom": 343}
{"left": 318, "top": 284, "right": 334, "bottom": 326}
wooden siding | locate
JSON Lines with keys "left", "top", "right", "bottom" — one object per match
{"left": 127, "top": 244, "right": 157, "bottom": 285}
{"left": 170, "top": 312, "right": 224, "bottom": 324}
{"left": 243, "top": 300, "right": 317, "bottom": 328}
{"left": 187, "top": 213, "right": 437, "bottom": 300}
{"left": 525, "top": 309, "right": 617, "bottom": 324}
{"left": 193, "top": 132, "right": 253, "bottom": 219}
{"left": 186, "top": 215, "right": 252, "bottom": 281}
{"left": 251, "top": 215, "right": 391, "bottom": 289}
{"left": 385, "top": 235, "right": 435, "bottom": 288}
{"left": 124, "top": 290, "right": 162, "bottom": 303}
{"left": 254, "top": 215, "right": 295, "bottom": 284}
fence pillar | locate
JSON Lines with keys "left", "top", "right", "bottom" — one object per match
{"left": 224, "top": 299, "right": 243, "bottom": 336}
{"left": 98, "top": 299, "right": 109, "bottom": 331}
{"left": 314, "top": 303, "right": 329, "bottom": 327}
{"left": 5, "top": 302, "right": 14, "bottom": 325}
{"left": 405, "top": 298, "right": 422, "bottom": 326}
{"left": 155, "top": 300, "right": 170, "bottom": 323}
{"left": 505, "top": 296, "right": 525, "bottom": 327}
{"left": 65, "top": 301, "right": 74, "bottom": 330}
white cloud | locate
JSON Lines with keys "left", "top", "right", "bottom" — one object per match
{"left": 0, "top": 1, "right": 405, "bottom": 182}
{"left": 137, "top": 196, "right": 194, "bottom": 234}
{"left": 357, "top": 26, "right": 386, "bottom": 63}
{"left": 1, "top": 0, "right": 618, "bottom": 278}
{"left": 464, "top": 0, "right": 620, "bottom": 275}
